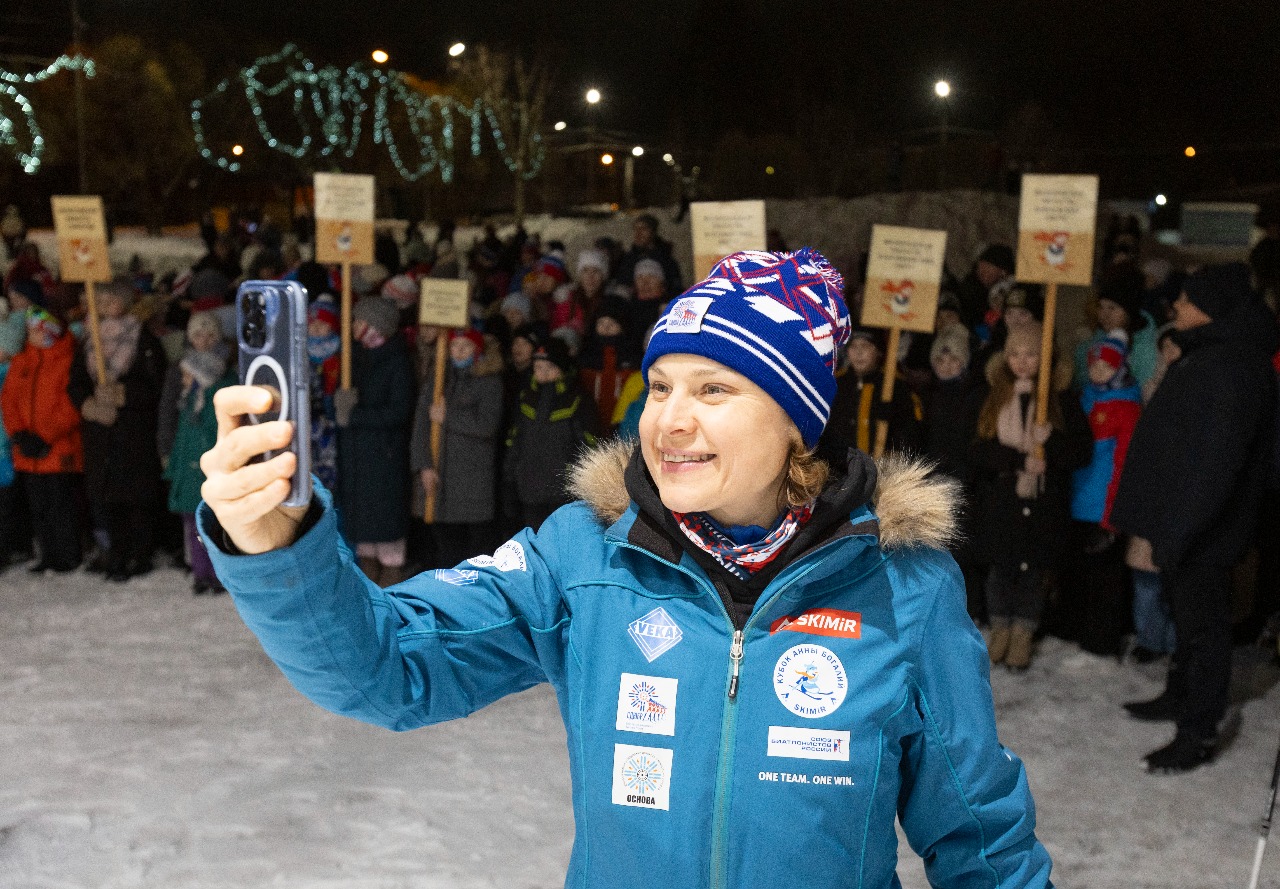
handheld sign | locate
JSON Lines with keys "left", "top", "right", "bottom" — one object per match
{"left": 1016, "top": 174, "right": 1100, "bottom": 455}
{"left": 314, "top": 173, "right": 376, "bottom": 390}
{"left": 861, "top": 224, "right": 948, "bottom": 458}
{"left": 51, "top": 195, "right": 111, "bottom": 386}
{"left": 418, "top": 278, "right": 471, "bottom": 525}
{"left": 690, "top": 200, "right": 767, "bottom": 281}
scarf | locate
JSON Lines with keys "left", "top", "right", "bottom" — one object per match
{"left": 357, "top": 325, "right": 387, "bottom": 350}
{"left": 308, "top": 333, "right": 340, "bottom": 364}
{"left": 87, "top": 314, "right": 141, "bottom": 382}
{"left": 673, "top": 503, "right": 813, "bottom": 580}
{"left": 179, "top": 348, "right": 227, "bottom": 416}
{"left": 996, "top": 378, "right": 1043, "bottom": 499}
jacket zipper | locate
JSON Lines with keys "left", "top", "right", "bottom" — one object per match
{"left": 610, "top": 530, "right": 876, "bottom": 889}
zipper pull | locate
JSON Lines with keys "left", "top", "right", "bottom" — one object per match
{"left": 727, "top": 629, "right": 744, "bottom": 699}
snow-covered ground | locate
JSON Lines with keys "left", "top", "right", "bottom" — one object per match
{"left": 2, "top": 560, "right": 1278, "bottom": 888}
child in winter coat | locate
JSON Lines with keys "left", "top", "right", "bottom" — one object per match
{"left": 411, "top": 329, "right": 504, "bottom": 569}
{"left": 0, "top": 308, "right": 84, "bottom": 572}
{"left": 969, "top": 324, "right": 1092, "bottom": 670}
{"left": 1065, "top": 333, "right": 1143, "bottom": 656}
{"left": 333, "top": 296, "right": 415, "bottom": 586}
{"left": 577, "top": 296, "right": 640, "bottom": 432}
{"left": 0, "top": 308, "right": 31, "bottom": 567}
{"left": 164, "top": 344, "right": 235, "bottom": 593}
{"left": 503, "top": 338, "right": 599, "bottom": 529}
{"left": 819, "top": 327, "right": 924, "bottom": 466}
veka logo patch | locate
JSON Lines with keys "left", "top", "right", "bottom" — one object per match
{"left": 770, "top": 608, "right": 862, "bottom": 640}
{"left": 627, "top": 607, "right": 683, "bottom": 663}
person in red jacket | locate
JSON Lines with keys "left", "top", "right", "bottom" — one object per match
{"left": 0, "top": 307, "right": 83, "bottom": 571}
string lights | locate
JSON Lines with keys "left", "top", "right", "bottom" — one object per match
{"left": 0, "top": 55, "right": 95, "bottom": 174}
{"left": 191, "top": 44, "right": 544, "bottom": 183}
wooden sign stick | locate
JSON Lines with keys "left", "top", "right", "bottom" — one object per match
{"left": 1033, "top": 282, "right": 1059, "bottom": 459}
{"left": 84, "top": 280, "right": 108, "bottom": 387}
{"left": 424, "top": 331, "right": 450, "bottom": 525}
{"left": 872, "top": 326, "right": 901, "bottom": 460}
{"left": 339, "top": 262, "right": 353, "bottom": 390}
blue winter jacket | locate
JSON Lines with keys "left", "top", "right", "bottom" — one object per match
{"left": 199, "top": 442, "right": 1052, "bottom": 889}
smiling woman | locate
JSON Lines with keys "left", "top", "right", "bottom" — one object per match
{"left": 196, "top": 248, "right": 1053, "bottom": 888}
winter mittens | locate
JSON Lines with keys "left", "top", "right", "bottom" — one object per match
{"left": 80, "top": 383, "right": 125, "bottom": 427}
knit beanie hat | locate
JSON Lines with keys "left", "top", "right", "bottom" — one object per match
{"left": 1087, "top": 331, "right": 1129, "bottom": 371}
{"left": 7, "top": 277, "right": 45, "bottom": 309}
{"left": 633, "top": 257, "right": 665, "bottom": 283}
{"left": 26, "top": 306, "right": 64, "bottom": 347}
{"left": 534, "top": 255, "right": 568, "bottom": 285}
{"left": 1182, "top": 262, "right": 1254, "bottom": 321}
{"left": 500, "top": 291, "right": 532, "bottom": 321}
{"left": 930, "top": 323, "right": 971, "bottom": 367}
{"left": 381, "top": 273, "right": 419, "bottom": 310}
{"left": 848, "top": 326, "right": 886, "bottom": 352}
{"left": 533, "top": 337, "right": 574, "bottom": 375}
{"left": 576, "top": 248, "right": 609, "bottom": 276}
{"left": 351, "top": 295, "right": 399, "bottom": 340}
{"left": 450, "top": 327, "right": 485, "bottom": 356}
{"left": 352, "top": 262, "right": 389, "bottom": 296}
{"left": 308, "top": 294, "right": 340, "bottom": 331}
{"left": 641, "top": 248, "right": 851, "bottom": 447}
{"left": 1097, "top": 262, "right": 1145, "bottom": 322}
{"left": 1003, "top": 286, "right": 1045, "bottom": 322}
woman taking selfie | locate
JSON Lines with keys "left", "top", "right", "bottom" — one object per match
{"left": 198, "top": 249, "right": 1052, "bottom": 888}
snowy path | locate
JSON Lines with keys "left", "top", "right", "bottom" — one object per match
{"left": 2, "top": 564, "right": 1278, "bottom": 888}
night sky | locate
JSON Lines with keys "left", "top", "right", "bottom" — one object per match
{"left": 6, "top": 1, "right": 1280, "bottom": 190}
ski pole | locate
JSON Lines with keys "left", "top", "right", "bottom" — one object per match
{"left": 1247, "top": 726, "right": 1280, "bottom": 889}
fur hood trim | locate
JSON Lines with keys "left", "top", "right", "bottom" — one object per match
{"left": 567, "top": 439, "right": 959, "bottom": 551}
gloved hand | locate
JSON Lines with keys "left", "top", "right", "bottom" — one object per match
{"left": 334, "top": 387, "right": 359, "bottom": 428}
{"left": 80, "top": 393, "right": 118, "bottom": 427}
{"left": 12, "top": 430, "right": 51, "bottom": 460}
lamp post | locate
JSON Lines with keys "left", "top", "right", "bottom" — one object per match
{"left": 70, "top": 0, "right": 87, "bottom": 193}
{"left": 934, "top": 79, "right": 951, "bottom": 190}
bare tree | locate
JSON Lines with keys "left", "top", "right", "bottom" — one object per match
{"left": 454, "top": 45, "right": 551, "bottom": 225}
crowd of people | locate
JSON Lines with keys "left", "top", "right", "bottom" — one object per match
{"left": 2, "top": 203, "right": 1278, "bottom": 772}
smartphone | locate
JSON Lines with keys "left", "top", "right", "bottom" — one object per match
{"left": 236, "top": 280, "right": 312, "bottom": 507}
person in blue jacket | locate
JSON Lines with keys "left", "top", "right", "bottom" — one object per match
{"left": 197, "top": 248, "right": 1053, "bottom": 888}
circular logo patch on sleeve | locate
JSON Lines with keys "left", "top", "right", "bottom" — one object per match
{"left": 773, "top": 644, "right": 848, "bottom": 719}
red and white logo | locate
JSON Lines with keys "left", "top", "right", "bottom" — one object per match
{"left": 770, "top": 608, "right": 862, "bottom": 639}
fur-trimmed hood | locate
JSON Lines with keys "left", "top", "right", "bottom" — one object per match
{"left": 567, "top": 438, "right": 959, "bottom": 551}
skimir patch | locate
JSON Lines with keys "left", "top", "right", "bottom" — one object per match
{"left": 770, "top": 608, "right": 861, "bottom": 639}
{"left": 627, "top": 607, "right": 683, "bottom": 663}
{"left": 612, "top": 743, "right": 673, "bottom": 810}
{"left": 773, "top": 643, "right": 848, "bottom": 719}
{"left": 616, "top": 673, "right": 678, "bottom": 736}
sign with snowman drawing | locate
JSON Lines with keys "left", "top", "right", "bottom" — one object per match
{"left": 860, "top": 224, "right": 947, "bottom": 334}
{"left": 1016, "top": 174, "right": 1099, "bottom": 286}
{"left": 51, "top": 195, "right": 110, "bottom": 283}
{"left": 314, "top": 172, "right": 375, "bottom": 265}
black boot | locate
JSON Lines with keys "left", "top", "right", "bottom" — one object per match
{"left": 1143, "top": 732, "right": 1216, "bottom": 773}
{"left": 1123, "top": 691, "right": 1181, "bottom": 722}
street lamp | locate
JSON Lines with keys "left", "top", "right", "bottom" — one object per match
{"left": 1184, "top": 146, "right": 1196, "bottom": 158}
{"left": 554, "top": 121, "right": 567, "bottom": 131}
{"left": 585, "top": 88, "right": 601, "bottom": 105}
{"left": 449, "top": 42, "right": 466, "bottom": 58}
{"left": 601, "top": 153, "right": 614, "bottom": 165}
{"left": 934, "top": 80, "right": 951, "bottom": 189}
{"left": 1155, "top": 193, "right": 1168, "bottom": 206}
{"left": 231, "top": 144, "right": 245, "bottom": 157}
{"left": 371, "top": 49, "right": 389, "bottom": 64}
{"left": 632, "top": 146, "right": 644, "bottom": 157}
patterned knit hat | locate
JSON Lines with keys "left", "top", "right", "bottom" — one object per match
{"left": 641, "top": 248, "right": 851, "bottom": 446}
{"left": 1087, "top": 331, "right": 1129, "bottom": 371}
{"left": 381, "top": 273, "right": 419, "bottom": 310}
{"left": 308, "top": 294, "right": 340, "bottom": 331}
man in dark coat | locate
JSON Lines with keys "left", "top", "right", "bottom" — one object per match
{"left": 613, "top": 214, "right": 684, "bottom": 296}
{"left": 1111, "top": 263, "right": 1279, "bottom": 773}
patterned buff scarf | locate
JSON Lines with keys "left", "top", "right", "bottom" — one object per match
{"left": 673, "top": 503, "right": 814, "bottom": 580}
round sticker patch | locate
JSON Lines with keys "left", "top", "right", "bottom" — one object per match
{"left": 773, "top": 643, "right": 848, "bottom": 719}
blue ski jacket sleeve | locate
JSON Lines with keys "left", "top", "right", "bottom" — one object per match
{"left": 198, "top": 477, "right": 1052, "bottom": 889}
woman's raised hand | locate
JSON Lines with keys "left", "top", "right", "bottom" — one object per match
{"left": 200, "top": 385, "right": 310, "bottom": 555}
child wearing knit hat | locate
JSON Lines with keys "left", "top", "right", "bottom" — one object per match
{"left": 1061, "top": 331, "right": 1143, "bottom": 656}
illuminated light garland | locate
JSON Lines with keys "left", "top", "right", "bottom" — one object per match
{"left": 191, "top": 44, "right": 544, "bottom": 183}
{"left": 0, "top": 55, "right": 95, "bottom": 174}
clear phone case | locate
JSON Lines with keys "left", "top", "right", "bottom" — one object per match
{"left": 236, "top": 280, "right": 313, "bottom": 507}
